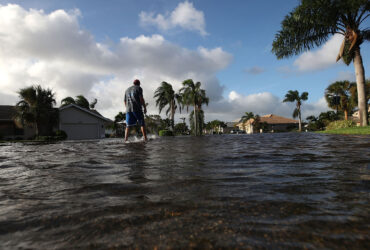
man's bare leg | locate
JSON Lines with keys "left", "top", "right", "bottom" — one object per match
{"left": 141, "top": 126, "right": 148, "bottom": 141}
{"left": 124, "top": 127, "right": 130, "bottom": 142}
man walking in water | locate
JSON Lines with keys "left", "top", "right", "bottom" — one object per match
{"left": 124, "top": 79, "right": 148, "bottom": 142}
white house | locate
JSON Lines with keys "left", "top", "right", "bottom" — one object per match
{"left": 59, "top": 104, "right": 111, "bottom": 140}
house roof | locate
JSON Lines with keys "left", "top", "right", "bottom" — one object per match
{"left": 259, "top": 114, "right": 298, "bottom": 124}
{"left": 59, "top": 103, "right": 111, "bottom": 122}
{"left": 236, "top": 114, "right": 298, "bottom": 125}
{"left": 0, "top": 105, "right": 16, "bottom": 121}
{"left": 226, "top": 122, "right": 237, "bottom": 127}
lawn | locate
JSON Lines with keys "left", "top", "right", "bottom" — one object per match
{"left": 317, "top": 126, "right": 370, "bottom": 135}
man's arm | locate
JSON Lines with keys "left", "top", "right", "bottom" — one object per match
{"left": 140, "top": 96, "right": 147, "bottom": 114}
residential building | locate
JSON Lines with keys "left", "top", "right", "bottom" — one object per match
{"left": 236, "top": 114, "right": 299, "bottom": 133}
{"left": 59, "top": 104, "right": 111, "bottom": 140}
{"left": 0, "top": 105, "right": 36, "bottom": 139}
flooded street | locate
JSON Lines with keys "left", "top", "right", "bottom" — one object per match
{"left": 0, "top": 133, "right": 369, "bottom": 249}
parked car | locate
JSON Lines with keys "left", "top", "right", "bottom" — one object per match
{"left": 230, "top": 129, "right": 245, "bottom": 134}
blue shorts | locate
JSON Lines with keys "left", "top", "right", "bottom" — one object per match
{"left": 126, "top": 111, "right": 145, "bottom": 127}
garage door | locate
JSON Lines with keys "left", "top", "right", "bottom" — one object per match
{"left": 61, "top": 123, "right": 98, "bottom": 140}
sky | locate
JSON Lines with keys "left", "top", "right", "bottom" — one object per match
{"left": 0, "top": 0, "right": 369, "bottom": 122}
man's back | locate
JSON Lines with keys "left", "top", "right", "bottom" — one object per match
{"left": 125, "top": 85, "right": 143, "bottom": 112}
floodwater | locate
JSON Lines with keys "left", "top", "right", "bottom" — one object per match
{"left": 0, "top": 133, "right": 369, "bottom": 249}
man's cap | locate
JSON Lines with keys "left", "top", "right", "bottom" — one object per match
{"left": 133, "top": 79, "right": 140, "bottom": 85}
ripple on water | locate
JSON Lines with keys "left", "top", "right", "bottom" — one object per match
{"left": 0, "top": 133, "right": 369, "bottom": 249}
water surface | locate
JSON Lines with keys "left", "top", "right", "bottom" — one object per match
{"left": 0, "top": 133, "right": 369, "bottom": 249}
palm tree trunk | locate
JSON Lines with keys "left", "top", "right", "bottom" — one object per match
{"left": 170, "top": 101, "right": 175, "bottom": 131}
{"left": 344, "top": 110, "right": 348, "bottom": 121}
{"left": 353, "top": 48, "right": 368, "bottom": 126}
{"left": 194, "top": 104, "right": 197, "bottom": 136}
{"left": 298, "top": 108, "right": 302, "bottom": 132}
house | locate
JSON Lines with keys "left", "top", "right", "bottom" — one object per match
{"left": 351, "top": 106, "right": 370, "bottom": 125}
{"left": 0, "top": 105, "right": 36, "bottom": 139}
{"left": 236, "top": 114, "right": 299, "bottom": 133}
{"left": 222, "top": 121, "right": 239, "bottom": 134}
{"left": 59, "top": 104, "right": 111, "bottom": 140}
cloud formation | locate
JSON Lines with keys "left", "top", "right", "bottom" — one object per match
{"left": 139, "top": 1, "right": 208, "bottom": 36}
{"left": 0, "top": 4, "right": 327, "bottom": 123}
{"left": 0, "top": 4, "right": 227, "bottom": 119}
{"left": 293, "top": 34, "right": 343, "bottom": 72}
{"left": 204, "top": 91, "right": 328, "bottom": 122}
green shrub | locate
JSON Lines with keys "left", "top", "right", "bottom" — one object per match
{"left": 54, "top": 130, "right": 67, "bottom": 140}
{"left": 159, "top": 130, "right": 173, "bottom": 136}
{"left": 326, "top": 120, "right": 356, "bottom": 130}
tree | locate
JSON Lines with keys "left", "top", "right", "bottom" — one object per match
{"left": 174, "top": 122, "right": 189, "bottom": 135}
{"left": 61, "top": 95, "right": 97, "bottom": 110}
{"left": 60, "top": 97, "right": 75, "bottom": 106}
{"left": 206, "top": 120, "right": 226, "bottom": 134}
{"left": 272, "top": 0, "right": 369, "bottom": 126}
{"left": 15, "top": 85, "right": 57, "bottom": 136}
{"left": 189, "top": 109, "right": 205, "bottom": 135}
{"left": 325, "top": 81, "right": 356, "bottom": 120}
{"left": 241, "top": 112, "right": 255, "bottom": 123}
{"left": 179, "top": 79, "right": 209, "bottom": 136}
{"left": 154, "top": 81, "right": 182, "bottom": 131}
{"left": 283, "top": 90, "right": 309, "bottom": 132}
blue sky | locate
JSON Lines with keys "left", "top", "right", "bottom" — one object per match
{"left": 0, "top": 0, "right": 368, "bottom": 121}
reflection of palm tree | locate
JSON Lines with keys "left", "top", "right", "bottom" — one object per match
{"left": 325, "top": 81, "right": 356, "bottom": 120}
{"left": 154, "top": 81, "right": 182, "bottom": 131}
{"left": 179, "top": 79, "right": 209, "bottom": 136}
{"left": 283, "top": 90, "right": 308, "bottom": 132}
{"left": 272, "top": 0, "right": 369, "bottom": 126}
{"left": 15, "top": 85, "right": 57, "bottom": 136}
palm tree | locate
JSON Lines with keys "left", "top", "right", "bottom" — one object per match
{"left": 325, "top": 81, "right": 356, "bottom": 120}
{"left": 75, "top": 95, "right": 90, "bottom": 109}
{"left": 14, "top": 85, "right": 57, "bottom": 136}
{"left": 189, "top": 109, "right": 205, "bottom": 135}
{"left": 241, "top": 112, "right": 255, "bottom": 122}
{"left": 61, "top": 95, "right": 97, "bottom": 110}
{"left": 61, "top": 97, "right": 76, "bottom": 106}
{"left": 283, "top": 90, "right": 309, "bottom": 132}
{"left": 272, "top": 0, "right": 369, "bottom": 126}
{"left": 179, "top": 79, "right": 209, "bottom": 136}
{"left": 154, "top": 81, "right": 182, "bottom": 131}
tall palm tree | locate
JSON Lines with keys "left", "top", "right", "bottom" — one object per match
{"left": 283, "top": 90, "right": 309, "bottom": 132}
{"left": 325, "top": 81, "right": 356, "bottom": 120}
{"left": 154, "top": 81, "right": 182, "bottom": 131}
{"left": 189, "top": 109, "right": 205, "bottom": 135}
{"left": 272, "top": 0, "right": 369, "bottom": 126}
{"left": 179, "top": 79, "right": 209, "bottom": 136}
{"left": 14, "top": 85, "right": 57, "bottom": 136}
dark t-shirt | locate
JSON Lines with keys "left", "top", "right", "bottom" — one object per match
{"left": 125, "top": 85, "right": 143, "bottom": 113}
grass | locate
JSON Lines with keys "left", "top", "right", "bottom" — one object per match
{"left": 317, "top": 126, "right": 370, "bottom": 135}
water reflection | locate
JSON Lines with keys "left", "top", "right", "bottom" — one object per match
{"left": 0, "top": 133, "right": 369, "bottom": 248}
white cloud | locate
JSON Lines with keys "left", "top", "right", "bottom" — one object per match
{"left": 244, "top": 66, "right": 265, "bottom": 75}
{"left": 334, "top": 71, "right": 356, "bottom": 82}
{"left": 0, "top": 4, "right": 229, "bottom": 120}
{"left": 204, "top": 91, "right": 329, "bottom": 122}
{"left": 139, "top": 1, "right": 208, "bottom": 36}
{"left": 293, "top": 34, "right": 344, "bottom": 72}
